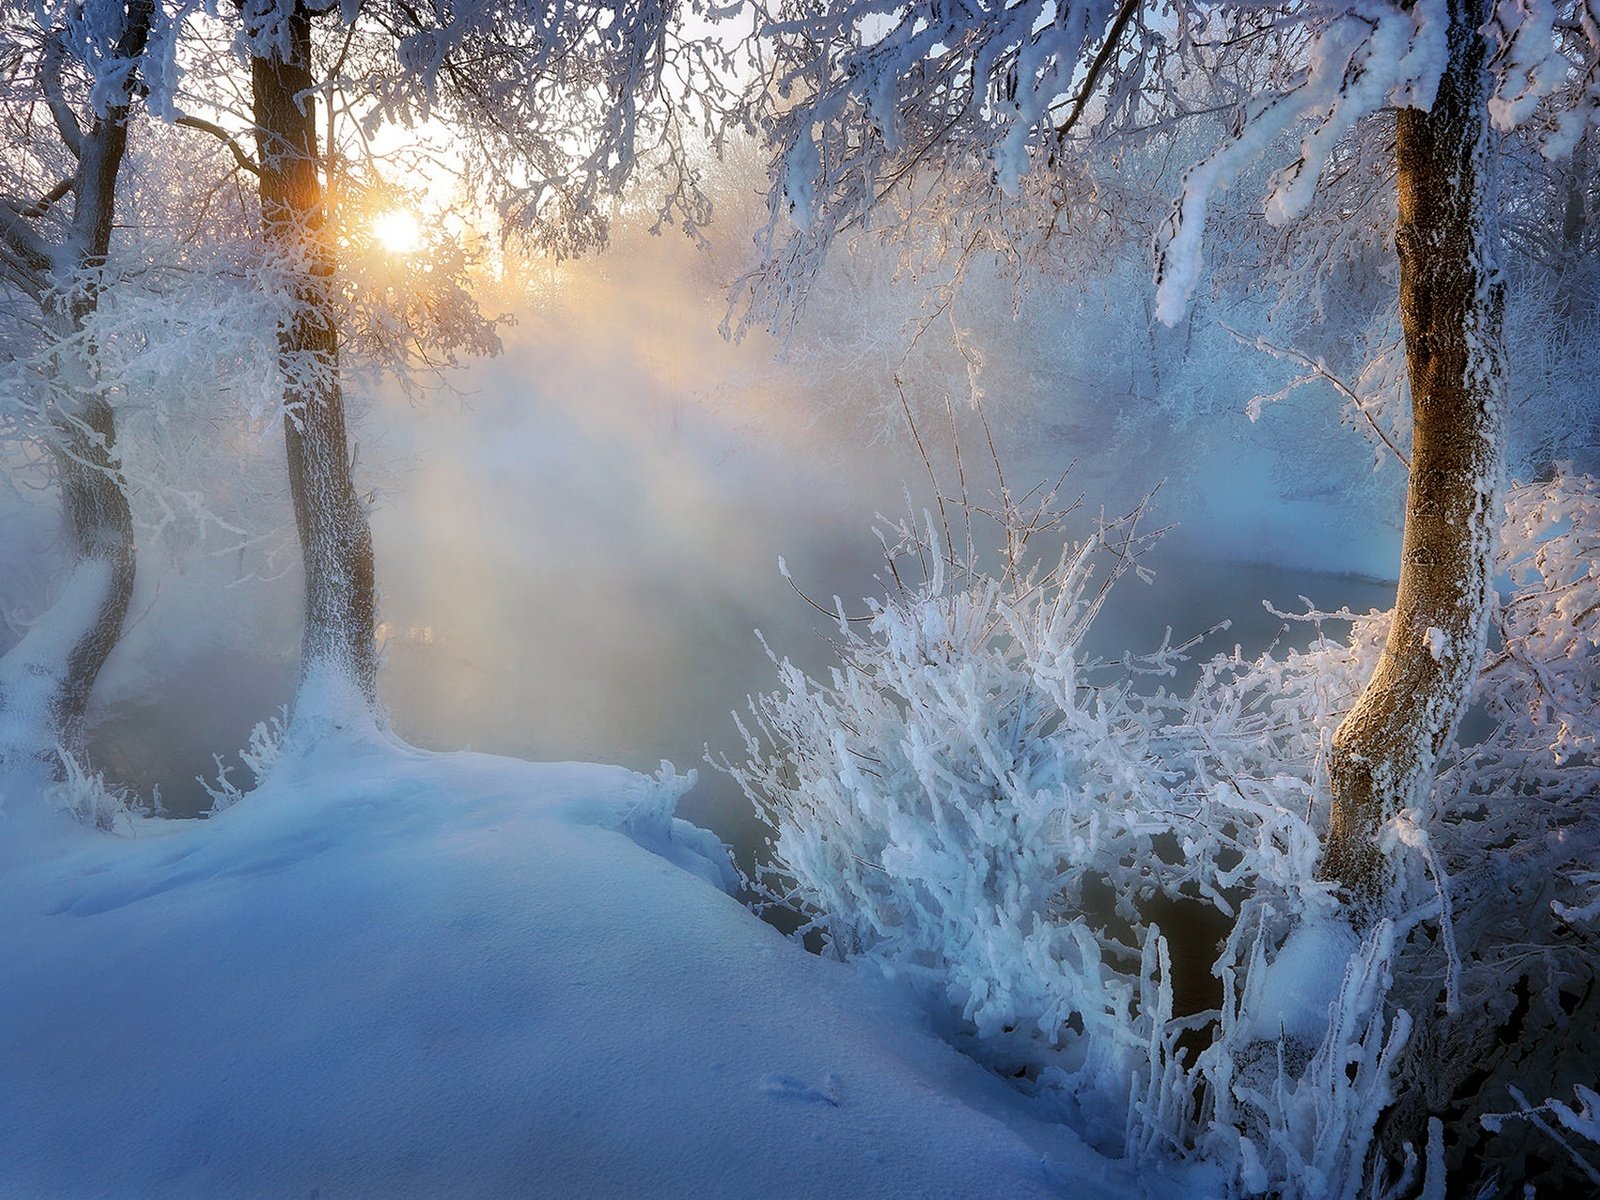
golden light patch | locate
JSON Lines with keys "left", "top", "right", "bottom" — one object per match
{"left": 371, "top": 208, "right": 423, "bottom": 255}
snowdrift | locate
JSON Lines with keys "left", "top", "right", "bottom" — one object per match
{"left": 0, "top": 727, "right": 1166, "bottom": 1199}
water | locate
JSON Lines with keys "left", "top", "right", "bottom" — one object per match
{"left": 88, "top": 541, "right": 1395, "bottom": 864}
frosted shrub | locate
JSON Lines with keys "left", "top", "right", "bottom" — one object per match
{"left": 200, "top": 706, "right": 290, "bottom": 814}
{"left": 50, "top": 750, "right": 146, "bottom": 833}
{"left": 240, "top": 707, "right": 289, "bottom": 782}
{"left": 730, "top": 468, "right": 1600, "bottom": 1196}
{"left": 1197, "top": 910, "right": 1417, "bottom": 1197}
{"left": 721, "top": 489, "right": 1408, "bottom": 1170}
{"left": 722, "top": 495, "right": 1200, "bottom": 1138}
{"left": 1130, "top": 601, "right": 1429, "bottom": 1192}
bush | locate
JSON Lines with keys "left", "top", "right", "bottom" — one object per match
{"left": 725, "top": 469, "right": 1600, "bottom": 1196}
{"left": 51, "top": 750, "right": 151, "bottom": 833}
{"left": 199, "top": 706, "right": 289, "bottom": 814}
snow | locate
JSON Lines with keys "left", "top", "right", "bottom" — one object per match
{"left": 1551, "top": 1085, "right": 1600, "bottom": 1147}
{"left": 0, "top": 558, "right": 113, "bottom": 756}
{"left": 1421, "top": 1116, "right": 1446, "bottom": 1200}
{"left": 1487, "top": 0, "right": 1563, "bottom": 132}
{"left": 0, "top": 558, "right": 118, "bottom": 851}
{"left": 1241, "top": 915, "right": 1360, "bottom": 1046}
{"left": 0, "top": 724, "right": 1172, "bottom": 1199}
{"left": 1426, "top": 625, "right": 1447, "bottom": 662}
{"left": 782, "top": 133, "right": 819, "bottom": 230}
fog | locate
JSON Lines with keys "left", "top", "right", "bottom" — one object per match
{"left": 82, "top": 225, "right": 1402, "bottom": 874}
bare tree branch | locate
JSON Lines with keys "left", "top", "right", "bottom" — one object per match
{"left": 1053, "top": 0, "right": 1142, "bottom": 142}
{"left": 176, "top": 115, "right": 263, "bottom": 176}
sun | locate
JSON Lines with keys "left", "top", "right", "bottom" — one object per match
{"left": 371, "top": 208, "right": 423, "bottom": 255}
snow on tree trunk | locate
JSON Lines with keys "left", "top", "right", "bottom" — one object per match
{"left": 249, "top": 4, "right": 379, "bottom": 707}
{"left": 1319, "top": 0, "right": 1507, "bottom": 914}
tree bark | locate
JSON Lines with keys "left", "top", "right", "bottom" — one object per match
{"left": 248, "top": 3, "right": 379, "bottom": 705}
{"left": 1317, "top": 0, "right": 1507, "bottom": 914}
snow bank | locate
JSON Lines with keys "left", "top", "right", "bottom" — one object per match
{"left": 0, "top": 729, "right": 1165, "bottom": 1198}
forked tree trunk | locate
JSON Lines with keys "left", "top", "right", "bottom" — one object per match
{"left": 0, "top": 434, "right": 134, "bottom": 771}
{"left": 1317, "top": 0, "right": 1507, "bottom": 913}
{"left": 248, "top": 3, "right": 379, "bottom": 705}
{"left": 0, "top": 6, "right": 147, "bottom": 775}
{"left": 42, "top": 397, "right": 137, "bottom": 744}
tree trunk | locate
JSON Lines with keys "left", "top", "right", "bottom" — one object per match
{"left": 1317, "top": 0, "right": 1507, "bottom": 914}
{"left": 249, "top": 4, "right": 379, "bottom": 706}
{"left": 43, "top": 397, "right": 137, "bottom": 745}
{"left": 0, "top": 5, "right": 147, "bottom": 775}
{"left": 3, "top": 346, "right": 141, "bottom": 776}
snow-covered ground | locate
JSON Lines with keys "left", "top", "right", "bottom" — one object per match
{"left": 0, "top": 718, "right": 1189, "bottom": 1199}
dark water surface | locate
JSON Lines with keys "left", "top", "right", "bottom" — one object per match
{"left": 89, "top": 549, "right": 1395, "bottom": 875}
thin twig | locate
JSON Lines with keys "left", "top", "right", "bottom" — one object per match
{"left": 1223, "top": 324, "right": 1410, "bottom": 469}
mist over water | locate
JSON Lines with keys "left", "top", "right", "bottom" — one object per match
{"left": 84, "top": 229, "right": 1402, "bottom": 876}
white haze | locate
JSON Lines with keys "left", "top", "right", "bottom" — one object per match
{"left": 55, "top": 222, "right": 1403, "bottom": 862}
